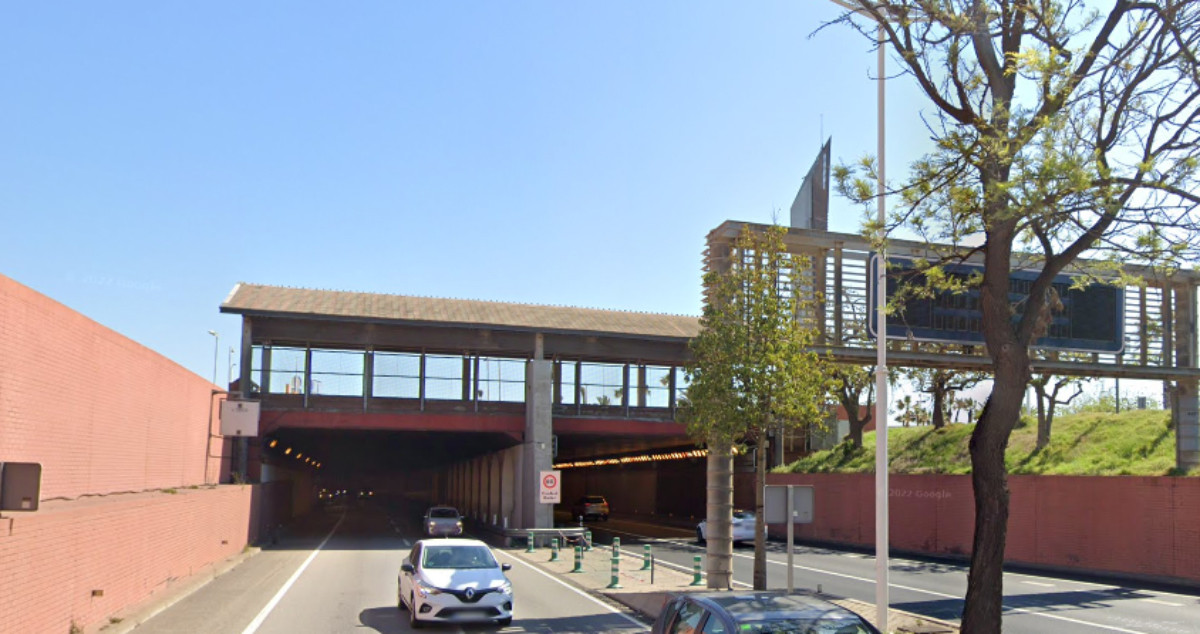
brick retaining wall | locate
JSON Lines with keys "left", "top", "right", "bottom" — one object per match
{"left": 767, "top": 473, "right": 1200, "bottom": 585}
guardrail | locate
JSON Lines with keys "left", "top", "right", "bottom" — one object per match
{"left": 502, "top": 527, "right": 589, "bottom": 549}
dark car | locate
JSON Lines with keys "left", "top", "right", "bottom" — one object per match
{"left": 652, "top": 591, "right": 881, "bottom": 634}
{"left": 571, "top": 495, "right": 609, "bottom": 521}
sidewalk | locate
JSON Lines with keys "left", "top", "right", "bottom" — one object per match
{"left": 504, "top": 540, "right": 958, "bottom": 634}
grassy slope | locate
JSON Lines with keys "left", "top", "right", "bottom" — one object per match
{"left": 779, "top": 409, "right": 1190, "bottom": 476}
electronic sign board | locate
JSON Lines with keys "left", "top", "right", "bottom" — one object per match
{"left": 868, "top": 255, "right": 1124, "bottom": 353}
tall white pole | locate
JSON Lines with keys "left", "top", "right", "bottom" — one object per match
{"left": 874, "top": 24, "right": 890, "bottom": 634}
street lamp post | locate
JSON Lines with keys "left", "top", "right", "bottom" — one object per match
{"left": 827, "top": 3, "right": 890, "bottom": 630}
{"left": 207, "top": 330, "right": 219, "bottom": 387}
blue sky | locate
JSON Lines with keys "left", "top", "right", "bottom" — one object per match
{"left": 2, "top": 2, "right": 938, "bottom": 383}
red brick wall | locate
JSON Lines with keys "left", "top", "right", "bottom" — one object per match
{"left": 0, "top": 486, "right": 258, "bottom": 634}
{"left": 0, "top": 275, "right": 229, "bottom": 494}
{"left": 0, "top": 275, "right": 253, "bottom": 632}
{"left": 767, "top": 473, "right": 1200, "bottom": 585}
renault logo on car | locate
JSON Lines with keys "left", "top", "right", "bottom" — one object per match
{"left": 465, "top": 588, "right": 475, "bottom": 600}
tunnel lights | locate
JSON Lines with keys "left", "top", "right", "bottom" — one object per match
{"left": 296, "top": 453, "right": 303, "bottom": 460}
{"left": 268, "top": 439, "right": 278, "bottom": 448}
{"left": 555, "top": 448, "right": 709, "bottom": 469}
{"left": 284, "top": 447, "right": 292, "bottom": 455}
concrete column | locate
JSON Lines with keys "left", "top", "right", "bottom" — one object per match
{"left": 1173, "top": 282, "right": 1198, "bottom": 471}
{"left": 490, "top": 453, "right": 501, "bottom": 524}
{"left": 522, "top": 359, "right": 554, "bottom": 528}
{"left": 501, "top": 448, "right": 516, "bottom": 528}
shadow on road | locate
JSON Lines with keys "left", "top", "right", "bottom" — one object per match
{"left": 895, "top": 586, "right": 1162, "bottom": 624}
{"left": 358, "top": 606, "right": 645, "bottom": 633}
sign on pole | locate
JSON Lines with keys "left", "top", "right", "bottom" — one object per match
{"left": 539, "top": 470, "right": 561, "bottom": 504}
{"left": 765, "top": 484, "right": 814, "bottom": 594}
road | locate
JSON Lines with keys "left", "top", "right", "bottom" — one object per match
{"left": 581, "top": 516, "right": 1200, "bottom": 634}
{"left": 133, "top": 504, "right": 648, "bottom": 634}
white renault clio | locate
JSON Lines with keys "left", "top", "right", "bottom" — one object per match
{"left": 398, "top": 538, "right": 514, "bottom": 628}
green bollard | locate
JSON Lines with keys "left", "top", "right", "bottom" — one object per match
{"left": 690, "top": 554, "right": 703, "bottom": 586}
{"left": 642, "top": 544, "right": 652, "bottom": 570}
{"left": 584, "top": 530, "right": 592, "bottom": 551}
{"left": 607, "top": 553, "right": 622, "bottom": 589}
{"left": 572, "top": 545, "right": 583, "bottom": 573}
{"left": 526, "top": 531, "right": 535, "bottom": 553}
{"left": 550, "top": 537, "right": 560, "bottom": 562}
{"left": 612, "top": 536, "right": 620, "bottom": 555}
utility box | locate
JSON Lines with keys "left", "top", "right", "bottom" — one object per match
{"left": 220, "top": 399, "right": 261, "bottom": 437}
{"left": 765, "top": 484, "right": 814, "bottom": 524}
{"left": 0, "top": 462, "right": 42, "bottom": 512}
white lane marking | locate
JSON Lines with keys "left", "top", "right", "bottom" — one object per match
{"left": 1143, "top": 599, "right": 1183, "bottom": 607}
{"left": 241, "top": 514, "right": 345, "bottom": 634}
{"left": 1023, "top": 581, "right": 1055, "bottom": 587}
{"left": 604, "top": 527, "right": 1179, "bottom": 633}
{"left": 723, "top": 549, "right": 1151, "bottom": 634}
{"left": 496, "top": 550, "right": 650, "bottom": 631}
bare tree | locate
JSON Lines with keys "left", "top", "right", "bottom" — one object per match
{"left": 1029, "top": 373, "right": 1085, "bottom": 450}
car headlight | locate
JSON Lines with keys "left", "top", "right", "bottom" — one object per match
{"left": 498, "top": 581, "right": 512, "bottom": 595}
{"left": 415, "top": 579, "right": 441, "bottom": 598}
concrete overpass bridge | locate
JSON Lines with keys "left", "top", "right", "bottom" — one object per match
{"left": 220, "top": 283, "right": 706, "bottom": 529}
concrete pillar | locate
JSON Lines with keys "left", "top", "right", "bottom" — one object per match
{"left": 523, "top": 359, "right": 554, "bottom": 528}
{"left": 1173, "top": 283, "right": 1198, "bottom": 471}
{"left": 502, "top": 448, "right": 516, "bottom": 527}
{"left": 490, "top": 453, "right": 501, "bottom": 523}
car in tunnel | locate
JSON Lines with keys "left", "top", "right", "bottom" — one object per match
{"left": 398, "top": 538, "right": 514, "bottom": 628}
{"left": 571, "top": 495, "right": 610, "bottom": 521}
{"left": 423, "top": 506, "right": 464, "bottom": 537}
{"left": 695, "top": 509, "right": 762, "bottom": 544}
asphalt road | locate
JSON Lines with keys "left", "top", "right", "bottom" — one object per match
{"left": 582, "top": 516, "right": 1200, "bottom": 634}
{"left": 133, "top": 504, "right": 649, "bottom": 634}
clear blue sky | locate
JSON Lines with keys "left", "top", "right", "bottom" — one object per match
{"left": 2, "top": 2, "right": 936, "bottom": 383}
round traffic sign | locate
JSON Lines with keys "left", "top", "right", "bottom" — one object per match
{"left": 543, "top": 474, "right": 558, "bottom": 489}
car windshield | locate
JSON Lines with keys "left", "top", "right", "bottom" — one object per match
{"left": 737, "top": 617, "right": 874, "bottom": 634}
{"left": 733, "top": 510, "right": 754, "bottom": 520}
{"left": 429, "top": 508, "right": 459, "bottom": 519}
{"left": 422, "top": 545, "right": 497, "bottom": 569}
{"left": 584, "top": 496, "right": 606, "bottom": 504}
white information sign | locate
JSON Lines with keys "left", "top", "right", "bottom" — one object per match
{"left": 539, "top": 470, "right": 561, "bottom": 504}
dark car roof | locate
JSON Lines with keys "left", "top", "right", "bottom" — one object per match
{"left": 685, "top": 591, "right": 874, "bottom": 627}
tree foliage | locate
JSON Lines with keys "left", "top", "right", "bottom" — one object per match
{"left": 829, "top": 2, "right": 1200, "bottom": 631}
{"left": 681, "top": 224, "right": 832, "bottom": 590}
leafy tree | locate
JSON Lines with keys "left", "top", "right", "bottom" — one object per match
{"left": 833, "top": 363, "right": 875, "bottom": 446}
{"left": 900, "top": 363, "right": 990, "bottom": 428}
{"left": 680, "top": 225, "right": 831, "bottom": 590}
{"left": 831, "top": 2, "right": 1200, "bottom": 630}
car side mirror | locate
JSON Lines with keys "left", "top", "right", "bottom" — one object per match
{"left": 501, "top": 563, "right": 512, "bottom": 571}
{"left": 401, "top": 562, "right": 415, "bottom": 574}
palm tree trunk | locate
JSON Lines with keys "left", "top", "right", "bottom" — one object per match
{"left": 706, "top": 442, "right": 733, "bottom": 589}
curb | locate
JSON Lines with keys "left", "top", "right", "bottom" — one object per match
{"left": 94, "top": 547, "right": 263, "bottom": 634}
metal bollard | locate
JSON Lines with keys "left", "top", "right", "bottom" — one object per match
{"left": 550, "top": 537, "right": 560, "bottom": 562}
{"left": 690, "top": 555, "right": 703, "bottom": 586}
{"left": 642, "top": 544, "right": 652, "bottom": 570}
{"left": 584, "top": 530, "right": 592, "bottom": 551}
{"left": 572, "top": 545, "right": 583, "bottom": 573}
{"left": 607, "top": 552, "right": 622, "bottom": 589}
{"left": 526, "top": 532, "right": 535, "bottom": 553}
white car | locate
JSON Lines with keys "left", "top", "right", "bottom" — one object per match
{"left": 696, "top": 510, "right": 762, "bottom": 544}
{"left": 398, "top": 538, "right": 514, "bottom": 628}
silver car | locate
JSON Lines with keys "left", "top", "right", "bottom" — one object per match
{"left": 399, "top": 538, "right": 513, "bottom": 628}
{"left": 424, "top": 506, "right": 464, "bottom": 537}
